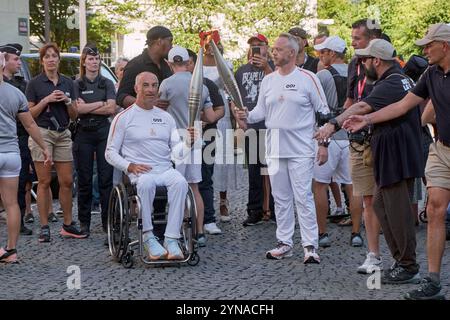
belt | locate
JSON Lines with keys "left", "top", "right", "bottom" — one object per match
{"left": 40, "top": 126, "right": 68, "bottom": 132}
{"left": 438, "top": 139, "right": 450, "bottom": 148}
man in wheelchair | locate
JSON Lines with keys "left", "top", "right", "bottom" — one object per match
{"left": 105, "top": 72, "right": 197, "bottom": 260}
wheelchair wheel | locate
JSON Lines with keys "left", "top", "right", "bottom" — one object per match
{"left": 107, "top": 184, "right": 130, "bottom": 262}
{"left": 419, "top": 210, "right": 427, "bottom": 223}
{"left": 121, "top": 252, "right": 134, "bottom": 269}
{"left": 187, "top": 252, "right": 200, "bottom": 266}
{"left": 180, "top": 187, "right": 197, "bottom": 256}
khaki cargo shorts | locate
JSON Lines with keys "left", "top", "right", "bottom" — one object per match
{"left": 425, "top": 141, "right": 450, "bottom": 190}
{"left": 29, "top": 127, "right": 73, "bottom": 162}
{"left": 349, "top": 142, "right": 376, "bottom": 196}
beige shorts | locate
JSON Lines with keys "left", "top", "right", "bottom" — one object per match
{"left": 29, "top": 127, "right": 73, "bottom": 162}
{"left": 349, "top": 142, "right": 376, "bottom": 196}
{"left": 425, "top": 141, "right": 450, "bottom": 190}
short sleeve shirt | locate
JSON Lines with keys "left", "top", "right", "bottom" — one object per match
{"left": 25, "top": 73, "right": 76, "bottom": 129}
{"left": 362, "top": 66, "right": 424, "bottom": 187}
{"left": 411, "top": 65, "right": 450, "bottom": 144}
{"left": 0, "top": 82, "right": 29, "bottom": 153}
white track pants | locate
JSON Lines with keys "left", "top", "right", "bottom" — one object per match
{"left": 267, "top": 157, "right": 318, "bottom": 248}
{"left": 131, "top": 168, "right": 188, "bottom": 239}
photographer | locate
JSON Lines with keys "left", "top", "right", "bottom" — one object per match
{"left": 26, "top": 43, "right": 86, "bottom": 242}
{"left": 73, "top": 46, "right": 116, "bottom": 237}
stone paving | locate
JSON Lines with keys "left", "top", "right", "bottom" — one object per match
{"left": 0, "top": 172, "right": 449, "bottom": 300}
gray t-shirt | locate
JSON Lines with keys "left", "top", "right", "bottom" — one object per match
{"left": 0, "top": 82, "right": 29, "bottom": 153}
{"left": 159, "top": 71, "right": 212, "bottom": 129}
{"left": 316, "top": 63, "right": 348, "bottom": 140}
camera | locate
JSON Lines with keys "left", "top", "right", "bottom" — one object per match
{"left": 348, "top": 130, "right": 368, "bottom": 145}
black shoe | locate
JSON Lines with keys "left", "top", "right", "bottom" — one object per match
{"left": 60, "top": 224, "right": 88, "bottom": 239}
{"left": 24, "top": 213, "right": 34, "bottom": 223}
{"left": 404, "top": 277, "right": 445, "bottom": 300}
{"left": 243, "top": 211, "right": 263, "bottom": 227}
{"left": 382, "top": 266, "right": 421, "bottom": 284}
{"left": 38, "top": 225, "right": 51, "bottom": 243}
{"left": 80, "top": 223, "right": 90, "bottom": 237}
{"left": 20, "top": 224, "right": 33, "bottom": 236}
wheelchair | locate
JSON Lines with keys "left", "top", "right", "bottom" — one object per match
{"left": 107, "top": 173, "right": 200, "bottom": 268}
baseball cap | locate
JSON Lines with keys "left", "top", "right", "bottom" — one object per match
{"left": 288, "top": 27, "right": 309, "bottom": 46}
{"left": 313, "top": 36, "right": 346, "bottom": 53}
{"left": 355, "top": 39, "right": 396, "bottom": 60}
{"left": 415, "top": 23, "right": 450, "bottom": 46}
{"left": 247, "top": 33, "right": 268, "bottom": 44}
{"left": 0, "top": 43, "right": 22, "bottom": 56}
{"left": 168, "top": 46, "right": 189, "bottom": 63}
{"left": 146, "top": 26, "right": 173, "bottom": 44}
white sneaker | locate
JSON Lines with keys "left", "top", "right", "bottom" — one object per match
{"left": 204, "top": 222, "right": 222, "bottom": 235}
{"left": 357, "top": 252, "right": 383, "bottom": 274}
{"left": 303, "top": 246, "right": 320, "bottom": 264}
{"left": 219, "top": 215, "right": 232, "bottom": 223}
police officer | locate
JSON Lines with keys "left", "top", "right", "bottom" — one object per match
{"left": 74, "top": 45, "right": 116, "bottom": 237}
{"left": 0, "top": 43, "right": 32, "bottom": 236}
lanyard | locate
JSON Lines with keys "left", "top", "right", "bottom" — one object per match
{"left": 357, "top": 62, "right": 367, "bottom": 102}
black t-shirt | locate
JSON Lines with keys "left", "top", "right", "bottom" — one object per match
{"left": 363, "top": 66, "right": 424, "bottom": 188}
{"left": 203, "top": 77, "right": 224, "bottom": 132}
{"left": 116, "top": 48, "right": 172, "bottom": 107}
{"left": 347, "top": 57, "right": 374, "bottom": 101}
{"left": 4, "top": 75, "right": 28, "bottom": 137}
{"left": 234, "top": 62, "right": 274, "bottom": 129}
{"left": 301, "top": 54, "right": 319, "bottom": 74}
{"left": 74, "top": 75, "right": 116, "bottom": 119}
{"left": 411, "top": 64, "right": 450, "bottom": 145}
{"left": 26, "top": 73, "right": 76, "bottom": 130}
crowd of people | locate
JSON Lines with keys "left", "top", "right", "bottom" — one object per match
{"left": 0, "top": 19, "right": 449, "bottom": 300}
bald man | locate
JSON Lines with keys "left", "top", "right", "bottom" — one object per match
{"left": 106, "top": 71, "right": 196, "bottom": 261}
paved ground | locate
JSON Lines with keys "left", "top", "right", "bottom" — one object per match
{"left": 0, "top": 172, "right": 449, "bottom": 300}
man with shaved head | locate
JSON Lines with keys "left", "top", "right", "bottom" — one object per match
{"left": 106, "top": 71, "right": 197, "bottom": 261}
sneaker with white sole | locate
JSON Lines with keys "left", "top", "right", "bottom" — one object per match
{"left": 219, "top": 214, "right": 232, "bottom": 223}
{"left": 318, "top": 233, "right": 331, "bottom": 248}
{"left": 358, "top": 252, "right": 383, "bottom": 274}
{"left": 204, "top": 222, "right": 222, "bottom": 234}
{"left": 303, "top": 246, "right": 320, "bottom": 264}
{"left": 266, "top": 242, "right": 293, "bottom": 260}
{"left": 164, "top": 238, "right": 184, "bottom": 260}
{"left": 143, "top": 232, "right": 167, "bottom": 260}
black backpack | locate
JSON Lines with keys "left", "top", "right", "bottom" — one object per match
{"left": 326, "top": 65, "right": 347, "bottom": 116}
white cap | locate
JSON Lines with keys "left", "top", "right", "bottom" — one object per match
{"left": 313, "top": 36, "right": 346, "bottom": 53}
{"left": 355, "top": 39, "right": 396, "bottom": 61}
{"left": 168, "top": 46, "right": 189, "bottom": 63}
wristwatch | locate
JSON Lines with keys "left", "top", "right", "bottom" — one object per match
{"left": 329, "top": 118, "right": 340, "bottom": 131}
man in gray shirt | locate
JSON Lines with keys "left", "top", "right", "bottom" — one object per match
{"left": 159, "top": 46, "right": 222, "bottom": 240}
{"left": 312, "top": 36, "right": 365, "bottom": 258}
{"left": 0, "top": 52, "right": 50, "bottom": 263}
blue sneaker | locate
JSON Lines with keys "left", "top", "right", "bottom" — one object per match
{"left": 164, "top": 238, "right": 184, "bottom": 260}
{"left": 143, "top": 232, "right": 167, "bottom": 260}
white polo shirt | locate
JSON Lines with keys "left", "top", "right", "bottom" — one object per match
{"left": 247, "top": 67, "right": 329, "bottom": 158}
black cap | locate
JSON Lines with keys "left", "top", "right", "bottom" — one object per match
{"left": 82, "top": 45, "right": 99, "bottom": 56}
{"left": 288, "top": 27, "right": 309, "bottom": 46}
{"left": 146, "top": 26, "right": 173, "bottom": 44}
{"left": 0, "top": 43, "right": 23, "bottom": 56}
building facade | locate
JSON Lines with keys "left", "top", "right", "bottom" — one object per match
{"left": 0, "top": 0, "right": 30, "bottom": 52}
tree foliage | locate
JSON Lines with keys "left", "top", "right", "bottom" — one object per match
{"left": 318, "top": 0, "right": 450, "bottom": 59}
{"left": 30, "top": 0, "right": 144, "bottom": 52}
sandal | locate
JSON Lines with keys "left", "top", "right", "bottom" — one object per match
{"left": 0, "top": 247, "right": 18, "bottom": 264}
{"left": 338, "top": 217, "right": 353, "bottom": 226}
{"left": 219, "top": 199, "right": 231, "bottom": 222}
{"left": 262, "top": 210, "right": 271, "bottom": 221}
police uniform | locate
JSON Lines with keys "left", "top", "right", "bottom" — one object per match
{"left": 0, "top": 43, "right": 34, "bottom": 221}
{"left": 73, "top": 48, "right": 116, "bottom": 232}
